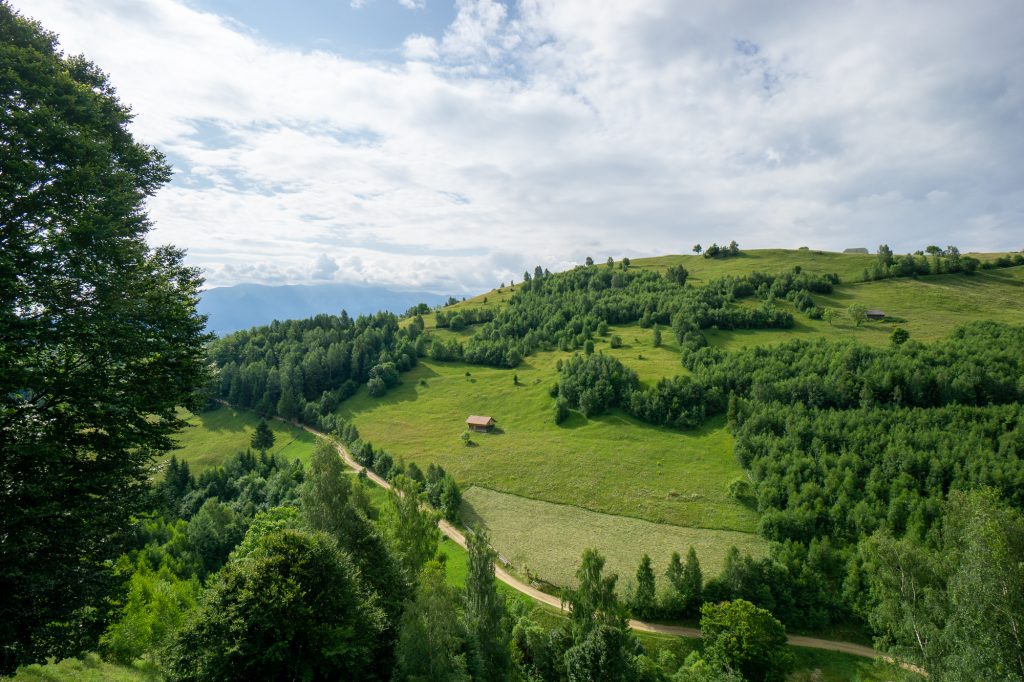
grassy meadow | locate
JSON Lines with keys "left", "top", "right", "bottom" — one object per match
{"left": 168, "top": 405, "right": 318, "bottom": 473}
{"left": 705, "top": 265, "right": 1024, "bottom": 350}
{"left": 339, "top": 351, "right": 754, "bottom": 533}
{"left": 461, "top": 486, "right": 768, "bottom": 589}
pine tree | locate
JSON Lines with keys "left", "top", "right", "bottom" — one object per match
{"left": 681, "top": 547, "right": 704, "bottom": 616}
{"left": 250, "top": 419, "right": 275, "bottom": 455}
{"left": 632, "top": 554, "right": 657, "bottom": 619}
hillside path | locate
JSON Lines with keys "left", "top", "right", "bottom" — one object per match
{"left": 290, "top": 421, "right": 912, "bottom": 670}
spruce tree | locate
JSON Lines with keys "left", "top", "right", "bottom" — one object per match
{"left": 250, "top": 418, "right": 275, "bottom": 455}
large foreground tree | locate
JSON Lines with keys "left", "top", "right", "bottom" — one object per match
{"left": 0, "top": 3, "right": 209, "bottom": 672}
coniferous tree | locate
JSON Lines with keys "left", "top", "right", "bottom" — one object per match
{"left": 681, "top": 547, "right": 704, "bottom": 616}
{"left": 250, "top": 419, "right": 275, "bottom": 455}
{"left": 631, "top": 554, "right": 657, "bottom": 619}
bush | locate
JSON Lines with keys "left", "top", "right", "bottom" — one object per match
{"left": 367, "top": 376, "right": 386, "bottom": 397}
{"left": 729, "top": 478, "right": 753, "bottom": 501}
{"left": 553, "top": 398, "right": 570, "bottom": 425}
{"left": 609, "top": 335, "right": 622, "bottom": 348}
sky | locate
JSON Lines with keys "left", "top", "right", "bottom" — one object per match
{"left": 14, "top": 0, "right": 1024, "bottom": 293}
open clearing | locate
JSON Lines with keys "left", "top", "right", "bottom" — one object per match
{"left": 706, "top": 265, "right": 1024, "bottom": 350}
{"left": 339, "top": 352, "right": 754, "bottom": 533}
{"left": 461, "top": 486, "right": 767, "bottom": 589}
{"left": 169, "top": 405, "right": 317, "bottom": 472}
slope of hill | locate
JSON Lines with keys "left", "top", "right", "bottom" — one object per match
{"left": 198, "top": 282, "right": 449, "bottom": 336}
{"left": 205, "top": 246, "right": 1024, "bottom": 674}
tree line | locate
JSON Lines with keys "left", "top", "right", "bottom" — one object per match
{"left": 861, "top": 244, "right": 1023, "bottom": 282}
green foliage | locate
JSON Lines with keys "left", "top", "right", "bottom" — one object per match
{"left": 631, "top": 554, "right": 657, "bottom": 619}
{"left": 663, "top": 547, "right": 704, "bottom": 619}
{"left": 302, "top": 440, "right": 408, "bottom": 625}
{"left": 666, "top": 264, "right": 689, "bottom": 285}
{"left": 249, "top": 419, "right": 275, "bottom": 454}
{"left": 727, "top": 478, "right": 752, "bottom": 502}
{"left": 100, "top": 562, "right": 199, "bottom": 665}
{"left": 852, "top": 532, "right": 948, "bottom": 670}
{"left": 464, "top": 529, "right": 511, "bottom": 681}
{"left": 862, "top": 243, "right": 1021, "bottom": 281}
{"left": 890, "top": 327, "right": 910, "bottom": 346}
{"left": 186, "top": 499, "right": 246, "bottom": 579}
{"left": 564, "top": 549, "right": 628, "bottom": 638}
{"left": 941, "top": 489, "right": 1024, "bottom": 680}
{"left": 0, "top": 6, "right": 210, "bottom": 670}
{"left": 609, "top": 334, "right": 623, "bottom": 348}
{"left": 652, "top": 325, "right": 663, "bottom": 348}
{"left": 557, "top": 353, "right": 639, "bottom": 418}
{"left": 564, "top": 624, "right": 638, "bottom": 682}
{"left": 699, "top": 599, "right": 793, "bottom": 682}
{"left": 553, "top": 397, "right": 570, "bottom": 424}
{"left": 852, "top": 489, "right": 1024, "bottom": 678}
{"left": 164, "top": 529, "right": 387, "bottom": 681}
{"left": 394, "top": 561, "right": 470, "bottom": 682}
{"left": 848, "top": 303, "right": 867, "bottom": 326}
{"left": 368, "top": 376, "right": 387, "bottom": 397}
{"left": 211, "top": 309, "right": 419, "bottom": 428}
{"left": 382, "top": 476, "right": 441, "bottom": 581}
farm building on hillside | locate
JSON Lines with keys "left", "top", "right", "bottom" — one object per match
{"left": 866, "top": 309, "right": 886, "bottom": 320}
{"left": 466, "top": 415, "right": 496, "bottom": 432}
{"left": 843, "top": 247, "right": 869, "bottom": 254}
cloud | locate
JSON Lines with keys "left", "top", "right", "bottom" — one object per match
{"left": 398, "top": 0, "right": 426, "bottom": 9}
{"left": 16, "top": 0, "right": 1024, "bottom": 291}
{"left": 310, "top": 253, "right": 340, "bottom": 279}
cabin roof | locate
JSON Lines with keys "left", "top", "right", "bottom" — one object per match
{"left": 466, "top": 415, "right": 495, "bottom": 426}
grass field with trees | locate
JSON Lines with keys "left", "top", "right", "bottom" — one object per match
{"left": 168, "top": 407, "right": 318, "bottom": 472}
{"left": 461, "top": 486, "right": 767, "bottom": 588}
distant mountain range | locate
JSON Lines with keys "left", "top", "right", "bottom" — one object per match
{"left": 198, "top": 282, "right": 450, "bottom": 336}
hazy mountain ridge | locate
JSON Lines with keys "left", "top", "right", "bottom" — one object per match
{"left": 199, "top": 282, "right": 450, "bottom": 336}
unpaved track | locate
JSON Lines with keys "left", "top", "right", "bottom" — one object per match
{"left": 293, "top": 421, "right": 915, "bottom": 670}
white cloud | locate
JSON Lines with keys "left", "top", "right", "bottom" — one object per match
{"left": 310, "top": 253, "right": 340, "bottom": 280}
{"left": 398, "top": 0, "right": 426, "bottom": 9}
{"left": 15, "top": 0, "right": 1024, "bottom": 291}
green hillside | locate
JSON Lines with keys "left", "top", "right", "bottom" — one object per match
{"left": 340, "top": 250, "right": 1024, "bottom": 591}
{"left": 168, "top": 406, "right": 317, "bottom": 473}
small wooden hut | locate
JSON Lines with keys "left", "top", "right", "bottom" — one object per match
{"left": 466, "top": 415, "right": 495, "bottom": 433}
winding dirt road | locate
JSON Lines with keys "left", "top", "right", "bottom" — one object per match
{"left": 293, "top": 421, "right": 915, "bottom": 670}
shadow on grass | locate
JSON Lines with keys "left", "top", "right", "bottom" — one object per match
{"left": 556, "top": 411, "right": 588, "bottom": 430}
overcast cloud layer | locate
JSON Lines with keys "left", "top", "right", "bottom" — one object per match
{"left": 14, "top": 0, "right": 1024, "bottom": 292}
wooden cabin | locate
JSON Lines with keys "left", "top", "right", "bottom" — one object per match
{"left": 866, "top": 309, "right": 886, "bottom": 320}
{"left": 466, "top": 415, "right": 496, "bottom": 433}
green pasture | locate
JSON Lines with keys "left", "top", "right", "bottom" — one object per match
{"left": 339, "top": 350, "right": 755, "bottom": 533}
{"left": 461, "top": 486, "right": 767, "bottom": 590}
{"left": 630, "top": 248, "right": 878, "bottom": 284}
{"left": 706, "top": 265, "right": 1024, "bottom": 350}
{"left": 168, "top": 406, "right": 318, "bottom": 473}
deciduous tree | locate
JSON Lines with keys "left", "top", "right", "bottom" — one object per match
{"left": 0, "top": 7, "right": 209, "bottom": 669}
{"left": 700, "top": 599, "right": 793, "bottom": 682}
